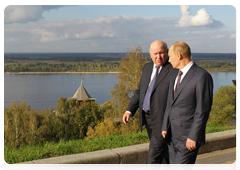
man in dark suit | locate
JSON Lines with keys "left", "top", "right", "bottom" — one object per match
{"left": 162, "top": 41, "right": 213, "bottom": 164}
{"left": 122, "top": 40, "right": 176, "bottom": 164}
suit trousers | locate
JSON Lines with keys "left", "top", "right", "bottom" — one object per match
{"left": 168, "top": 141, "right": 199, "bottom": 164}
{"left": 144, "top": 110, "right": 169, "bottom": 164}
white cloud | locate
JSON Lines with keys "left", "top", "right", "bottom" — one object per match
{"left": 216, "top": 35, "right": 225, "bottom": 39}
{"left": 4, "top": 5, "right": 68, "bottom": 24}
{"left": 4, "top": 6, "right": 44, "bottom": 24}
{"left": 230, "top": 34, "right": 236, "bottom": 39}
{"left": 178, "top": 5, "right": 223, "bottom": 27}
{"left": 191, "top": 8, "right": 213, "bottom": 26}
{"left": 4, "top": 14, "right": 235, "bottom": 53}
{"left": 91, "top": 42, "right": 98, "bottom": 47}
{"left": 210, "top": 35, "right": 225, "bottom": 39}
{"left": 10, "top": 15, "right": 175, "bottom": 42}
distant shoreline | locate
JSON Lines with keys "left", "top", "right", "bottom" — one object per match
{"left": 4, "top": 70, "right": 236, "bottom": 74}
{"left": 4, "top": 71, "right": 120, "bottom": 74}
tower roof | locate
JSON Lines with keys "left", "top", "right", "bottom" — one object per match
{"left": 70, "top": 79, "right": 95, "bottom": 101}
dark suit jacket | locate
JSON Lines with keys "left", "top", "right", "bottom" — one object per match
{"left": 127, "top": 61, "right": 176, "bottom": 139}
{"left": 162, "top": 63, "right": 213, "bottom": 146}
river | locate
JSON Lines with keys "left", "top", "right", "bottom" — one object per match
{"left": 4, "top": 72, "right": 236, "bottom": 111}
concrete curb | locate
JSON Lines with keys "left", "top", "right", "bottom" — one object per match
{"left": 19, "top": 129, "right": 236, "bottom": 164}
{"left": 198, "top": 129, "right": 236, "bottom": 154}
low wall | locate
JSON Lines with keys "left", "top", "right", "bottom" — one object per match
{"left": 19, "top": 129, "right": 236, "bottom": 164}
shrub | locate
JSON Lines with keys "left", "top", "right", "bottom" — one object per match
{"left": 207, "top": 85, "right": 236, "bottom": 125}
{"left": 85, "top": 118, "right": 121, "bottom": 139}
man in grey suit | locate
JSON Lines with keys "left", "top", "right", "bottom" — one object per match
{"left": 123, "top": 40, "right": 176, "bottom": 164}
{"left": 162, "top": 41, "right": 213, "bottom": 164}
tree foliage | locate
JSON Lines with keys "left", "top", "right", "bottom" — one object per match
{"left": 99, "top": 100, "right": 115, "bottom": 118}
{"left": 70, "top": 100, "right": 103, "bottom": 139}
{"left": 4, "top": 101, "right": 36, "bottom": 148}
{"left": 4, "top": 62, "right": 120, "bottom": 72}
{"left": 85, "top": 118, "right": 121, "bottom": 140}
{"left": 110, "top": 46, "right": 148, "bottom": 134}
{"left": 4, "top": 98, "right": 103, "bottom": 148}
{"left": 207, "top": 85, "right": 236, "bottom": 125}
{"left": 85, "top": 100, "right": 121, "bottom": 139}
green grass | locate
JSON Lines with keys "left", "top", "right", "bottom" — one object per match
{"left": 5, "top": 125, "right": 235, "bottom": 164}
{"left": 205, "top": 125, "right": 236, "bottom": 134}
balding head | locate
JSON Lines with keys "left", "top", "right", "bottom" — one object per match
{"left": 149, "top": 40, "right": 168, "bottom": 66}
{"left": 168, "top": 41, "right": 192, "bottom": 69}
{"left": 149, "top": 40, "right": 168, "bottom": 52}
{"left": 171, "top": 41, "right": 191, "bottom": 59}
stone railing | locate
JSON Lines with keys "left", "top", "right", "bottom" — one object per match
{"left": 19, "top": 129, "right": 236, "bottom": 164}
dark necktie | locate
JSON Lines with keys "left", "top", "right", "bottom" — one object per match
{"left": 174, "top": 70, "right": 183, "bottom": 98}
{"left": 142, "top": 66, "right": 160, "bottom": 111}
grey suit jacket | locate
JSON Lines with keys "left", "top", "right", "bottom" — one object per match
{"left": 162, "top": 63, "right": 213, "bottom": 146}
{"left": 127, "top": 60, "right": 176, "bottom": 138}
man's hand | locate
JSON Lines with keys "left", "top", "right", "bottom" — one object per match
{"left": 162, "top": 131, "right": 167, "bottom": 138}
{"left": 123, "top": 112, "right": 131, "bottom": 124}
{"left": 186, "top": 138, "right": 196, "bottom": 151}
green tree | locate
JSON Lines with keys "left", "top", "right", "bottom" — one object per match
{"left": 55, "top": 97, "right": 79, "bottom": 140}
{"left": 24, "top": 110, "right": 40, "bottom": 146}
{"left": 110, "top": 46, "right": 148, "bottom": 134}
{"left": 100, "top": 100, "right": 115, "bottom": 118}
{"left": 207, "top": 85, "right": 236, "bottom": 125}
{"left": 70, "top": 100, "right": 103, "bottom": 139}
{"left": 38, "top": 108, "right": 55, "bottom": 143}
{"left": 5, "top": 101, "right": 31, "bottom": 148}
{"left": 4, "top": 107, "right": 14, "bottom": 148}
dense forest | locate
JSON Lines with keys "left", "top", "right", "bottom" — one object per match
{"left": 4, "top": 52, "right": 125, "bottom": 63}
{"left": 4, "top": 61, "right": 120, "bottom": 72}
{"left": 4, "top": 60, "right": 236, "bottom": 72}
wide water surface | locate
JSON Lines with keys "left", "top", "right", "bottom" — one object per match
{"left": 4, "top": 72, "right": 236, "bottom": 111}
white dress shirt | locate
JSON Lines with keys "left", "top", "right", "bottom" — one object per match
{"left": 174, "top": 61, "right": 194, "bottom": 90}
{"left": 148, "top": 64, "right": 162, "bottom": 86}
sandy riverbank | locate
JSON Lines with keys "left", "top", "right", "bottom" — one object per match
{"left": 4, "top": 71, "right": 120, "bottom": 74}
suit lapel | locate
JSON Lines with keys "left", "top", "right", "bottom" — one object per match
{"left": 152, "top": 62, "right": 170, "bottom": 92}
{"left": 173, "top": 63, "right": 197, "bottom": 102}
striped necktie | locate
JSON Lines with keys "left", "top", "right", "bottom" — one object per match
{"left": 174, "top": 70, "right": 183, "bottom": 98}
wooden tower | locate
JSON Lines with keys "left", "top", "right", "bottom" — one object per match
{"left": 70, "top": 79, "right": 95, "bottom": 108}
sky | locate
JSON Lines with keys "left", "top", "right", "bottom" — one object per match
{"left": 3, "top": 3, "right": 237, "bottom": 53}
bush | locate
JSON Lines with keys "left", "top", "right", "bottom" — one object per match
{"left": 207, "top": 85, "right": 236, "bottom": 125}
{"left": 85, "top": 118, "right": 121, "bottom": 139}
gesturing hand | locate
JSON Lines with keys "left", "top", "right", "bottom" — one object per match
{"left": 123, "top": 112, "right": 131, "bottom": 124}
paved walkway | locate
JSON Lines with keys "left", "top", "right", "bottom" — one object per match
{"left": 131, "top": 147, "right": 238, "bottom": 170}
